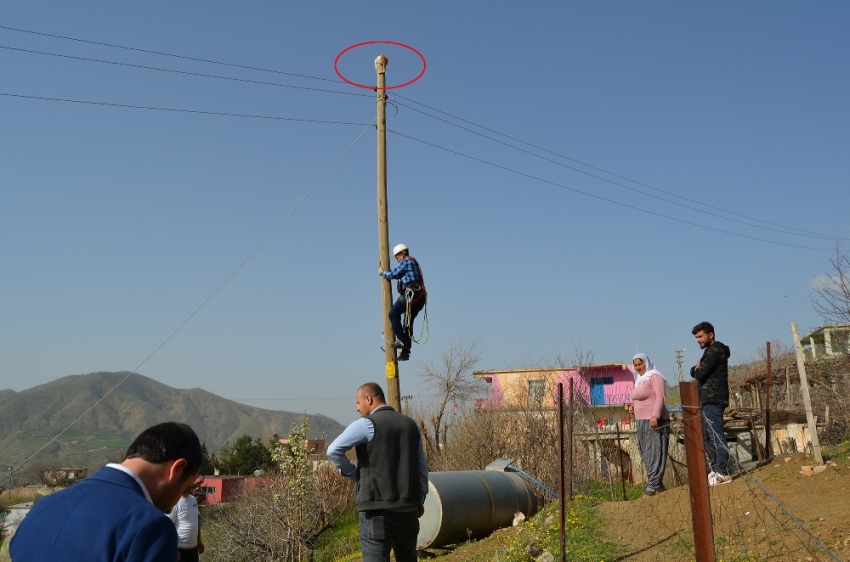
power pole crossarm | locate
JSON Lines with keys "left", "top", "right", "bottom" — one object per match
{"left": 375, "top": 55, "right": 401, "bottom": 412}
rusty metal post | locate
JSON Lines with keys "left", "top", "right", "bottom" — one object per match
{"left": 680, "top": 381, "right": 716, "bottom": 562}
{"left": 615, "top": 423, "right": 627, "bottom": 501}
{"left": 557, "top": 382, "right": 565, "bottom": 562}
{"left": 764, "top": 341, "right": 772, "bottom": 459}
{"left": 568, "top": 377, "right": 574, "bottom": 501}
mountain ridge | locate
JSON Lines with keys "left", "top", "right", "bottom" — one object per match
{"left": 0, "top": 371, "right": 345, "bottom": 470}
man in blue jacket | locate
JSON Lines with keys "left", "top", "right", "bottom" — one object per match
{"left": 11, "top": 421, "right": 203, "bottom": 562}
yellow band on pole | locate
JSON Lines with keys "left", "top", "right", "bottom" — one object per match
{"left": 386, "top": 362, "right": 397, "bottom": 379}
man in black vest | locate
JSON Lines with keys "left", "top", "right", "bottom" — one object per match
{"left": 327, "top": 382, "right": 428, "bottom": 562}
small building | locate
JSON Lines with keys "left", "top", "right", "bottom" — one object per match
{"left": 474, "top": 363, "right": 635, "bottom": 408}
{"left": 799, "top": 323, "right": 850, "bottom": 360}
{"left": 4, "top": 502, "right": 34, "bottom": 536}
{"left": 195, "top": 475, "right": 246, "bottom": 506}
{"left": 44, "top": 467, "right": 89, "bottom": 484}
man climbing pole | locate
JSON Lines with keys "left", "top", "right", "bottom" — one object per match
{"left": 379, "top": 243, "right": 426, "bottom": 361}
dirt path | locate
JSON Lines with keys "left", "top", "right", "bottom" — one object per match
{"left": 598, "top": 454, "right": 850, "bottom": 561}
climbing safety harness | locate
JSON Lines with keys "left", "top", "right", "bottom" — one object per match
{"left": 401, "top": 255, "right": 429, "bottom": 346}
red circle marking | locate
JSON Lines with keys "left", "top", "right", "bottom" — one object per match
{"left": 334, "top": 41, "right": 426, "bottom": 90}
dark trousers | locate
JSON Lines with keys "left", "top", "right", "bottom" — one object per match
{"left": 388, "top": 292, "right": 425, "bottom": 350}
{"left": 636, "top": 418, "right": 669, "bottom": 491}
{"left": 359, "top": 510, "right": 419, "bottom": 562}
{"left": 177, "top": 548, "right": 199, "bottom": 562}
{"left": 702, "top": 403, "right": 730, "bottom": 475}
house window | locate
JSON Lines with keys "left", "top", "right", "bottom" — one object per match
{"left": 528, "top": 380, "right": 546, "bottom": 407}
{"left": 590, "top": 377, "right": 614, "bottom": 386}
{"left": 197, "top": 486, "right": 217, "bottom": 497}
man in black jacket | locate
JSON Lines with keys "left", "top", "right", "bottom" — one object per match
{"left": 690, "top": 321, "right": 732, "bottom": 485}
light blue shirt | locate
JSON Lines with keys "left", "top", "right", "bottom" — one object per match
{"left": 327, "top": 405, "right": 429, "bottom": 497}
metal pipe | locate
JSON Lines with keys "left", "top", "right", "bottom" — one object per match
{"left": 417, "top": 468, "right": 539, "bottom": 549}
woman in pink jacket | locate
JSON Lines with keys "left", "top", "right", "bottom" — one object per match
{"left": 629, "top": 353, "right": 670, "bottom": 497}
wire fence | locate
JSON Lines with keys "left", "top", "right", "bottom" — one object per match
{"left": 448, "top": 376, "right": 845, "bottom": 561}
{"left": 576, "top": 384, "right": 843, "bottom": 561}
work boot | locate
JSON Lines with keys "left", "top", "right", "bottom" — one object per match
{"left": 399, "top": 350, "right": 410, "bottom": 361}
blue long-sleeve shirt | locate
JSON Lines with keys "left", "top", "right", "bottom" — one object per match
{"left": 327, "top": 405, "right": 429, "bottom": 498}
{"left": 381, "top": 257, "right": 424, "bottom": 293}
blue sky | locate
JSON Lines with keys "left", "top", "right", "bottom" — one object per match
{"left": 1, "top": 2, "right": 847, "bottom": 426}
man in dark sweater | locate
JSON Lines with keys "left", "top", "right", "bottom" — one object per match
{"left": 327, "top": 382, "right": 428, "bottom": 562}
{"left": 690, "top": 321, "right": 732, "bottom": 485}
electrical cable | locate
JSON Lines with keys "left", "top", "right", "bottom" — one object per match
{"left": 393, "top": 93, "right": 841, "bottom": 241}
{"left": 0, "top": 24, "right": 344, "bottom": 84}
{"left": 391, "top": 98, "right": 834, "bottom": 241}
{"left": 0, "top": 118, "right": 377, "bottom": 480}
{"left": 728, "top": 292, "right": 815, "bottom": 347}
{"left": 0, "top": 44, "right": 370, "bottom": 98}
{"left": 1, "top": 23, "right": 839, "bottom": 241}
{"left": 388, "top": 129, "right": 830, "bottom": 251}
{"left": 0, "top": 91, "right": 371, "bottom": 125}
{"left": 725, "top": 272, "right": 825, "bottom": 335}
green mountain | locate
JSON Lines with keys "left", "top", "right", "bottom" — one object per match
{"left": 0, "top": 371, "right": 345, "bottom": 471}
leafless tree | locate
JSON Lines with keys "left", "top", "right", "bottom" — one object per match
{"left": 416, "top": 338, "right": 485, "bottom": 458}
{"left": 813, "top": 242, "right": 850, "bottom": 324}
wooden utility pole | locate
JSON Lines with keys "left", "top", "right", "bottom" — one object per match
{"left": 791, "top": 322, "right": 822, "bottom": 464}
{"left": 375, "top": 55, "right": 400, "bottom": 412}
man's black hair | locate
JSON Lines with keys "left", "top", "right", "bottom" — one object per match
{"left": 358, "top": 382, "right": 386, "bottom": 402}
{"left": 124, "top": 422, "right": 203, "bottom": 476}
{"left": 692, "top": 321, "right": 715, "bottom": 336}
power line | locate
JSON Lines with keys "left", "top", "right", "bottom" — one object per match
{"left": 729, "top": 292, "right": 815, "bottom": 347}
{"left": 393, "top": 93, "right": 841, "bottom": 241}
{"left": 725, "top": 272, "right": 824, "bottom": 334}
{"left": 1, "top": 119, "right": 377, "bottom": 480}
{"left": 0, "top": 44, "right": 369, "bottom": 98}
{"left": 2, "top": 24, "right": 839, "bottom": 242}
{"left": 0, "top": 24, "right": 343, "bottom": 84}
{"left": 391, "top": 98, "right": 834, "bottom": 241}
{"left": 0, "top": 91, "right": 371, "bottom": 125}
{"left": 388, "top": 128, "right": 830, "bottom": 251}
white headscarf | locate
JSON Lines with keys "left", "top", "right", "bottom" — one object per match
{"left": 632, "top": 353, "right": 663, "bottom": 388}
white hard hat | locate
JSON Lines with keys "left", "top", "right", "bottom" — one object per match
{"left": 392, "top": 243, "right": 409, "bottom": 256}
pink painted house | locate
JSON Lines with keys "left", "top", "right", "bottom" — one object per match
{"left": 473, "top": 364, "right": 635, "bottom": 409}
